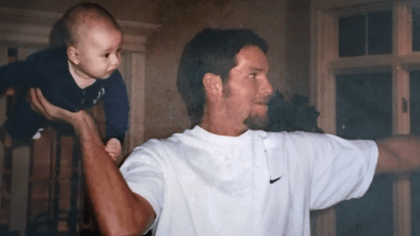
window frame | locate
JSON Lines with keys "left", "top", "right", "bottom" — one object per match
{"left": 310, "top": 2, "right": 420, "bottom": 236}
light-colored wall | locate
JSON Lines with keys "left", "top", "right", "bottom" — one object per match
{"left": 0, "top": 0, "right": 311, "bottom": 141}
{"left": 0, "top": 0, "right": 159, "bottom": 23}
{"left": 144, "top": 0, "right": 311, "bottom": 139}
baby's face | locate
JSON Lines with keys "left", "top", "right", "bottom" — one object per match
{"left": 73, "top": 23, "right": 123, "bottom": 80}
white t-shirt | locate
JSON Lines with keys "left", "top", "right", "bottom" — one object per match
{"left": 120, "top": 126, "right": 378, "bottom": 236}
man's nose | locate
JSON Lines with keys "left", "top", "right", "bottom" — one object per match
{"left": 260, "top": 76, "right": 273, "bottom": 97}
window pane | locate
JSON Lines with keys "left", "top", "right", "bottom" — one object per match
{"left": 368, "top": 11, "right": 392, "bottom": 55}
{"left": 410, "top": 71, "right": 420, "bottom": 235}
{"left": 336, "top": 73, "right": 393, "bottom": 236}
{"left": 336, "top": 73, "right": 392, "bottom": 139}
{"left": 339, "top": 14, "right": 366, "bottom": 57}
{"left": 410, "top": 71, "right": 420, "bottom": 134}
{"left": 413, "top": 7, "right": 420, "bottom": 51}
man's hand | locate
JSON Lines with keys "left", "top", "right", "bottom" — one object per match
{"left": 29, "top": 89, "right": 155, "bottom": 235}
{"left": 105, "top": 138, "right": 122, "bottom": 161}
{"left": 28, "top": 88, "right": 77, "bottom": 123}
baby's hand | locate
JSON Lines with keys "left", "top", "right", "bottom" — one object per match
{"left": 105, "top": 138, "right": 121, "bottom": 161}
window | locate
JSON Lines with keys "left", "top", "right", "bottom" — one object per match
{"left": 336, "top": 72, "right": 392, "bottom": 140}
{"left": 339, "top": 11, "right": 392, "bottom": 56}
{"left": 412, "top": 7, "right": 420, "bottom": 51}
{"left": 311, "top": 2, "right": 420, "bottom": 236}
{"left": 335, "top": 72, "right": 393, "bottom": 236}
{"left": 411, "top": 70, "right": 420, "bottom": 235}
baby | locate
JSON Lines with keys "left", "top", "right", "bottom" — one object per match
{"left": 0, "top": 3, "right": 129, "bottom": 160}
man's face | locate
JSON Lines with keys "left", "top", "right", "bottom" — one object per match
{"left": 222, "top": 46, "right": 273, "bottom": 131}
{"left": 73, "top": 22, "right": 123, "bottom": 80}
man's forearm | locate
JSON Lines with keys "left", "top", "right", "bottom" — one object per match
{"left": 376, "top": 135, "right": 420, "bottom": 174}
{"left": 28, "top": 88, "right": 154, "bottom": 235}
{"left": 72, "top": 112, "right": 155, "bottom": 235}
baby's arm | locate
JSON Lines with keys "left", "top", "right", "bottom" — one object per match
{"left": 105, "top": 138, "right": 122, "bottom": 161}
{"left": 102, "top": 72, "right": 129, "bottom": 162}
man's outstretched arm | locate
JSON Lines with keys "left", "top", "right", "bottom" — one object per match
{"left": 29, "top": 88, "right": 155, "bottom": 236}
{"left": 376, "top": 135, "right": 420, "bottom": 174}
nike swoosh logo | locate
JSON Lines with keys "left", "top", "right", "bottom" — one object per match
{"left": 269, "top": 177, "right": 281, "bottom": 184}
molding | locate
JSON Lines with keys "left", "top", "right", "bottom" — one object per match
{"left": 0, "top": 22, "right": 51, "bottom": 47}
{"left": 327, "top": 0, "right": 420, "bottom": 18}
{"left": 118, "top": 19, "right": 161, "bottom": 31}
{"left": 0, "top": 6, "right": 61, "bottom": 20}
{"left": 0, "top": 6, "right": 160, "bottom": 52}
{"left": 0, "top": 7, "right": 161, "bottom": 29}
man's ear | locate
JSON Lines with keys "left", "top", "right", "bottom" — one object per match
{"left": 67, "top": 46, "right": 80, "bottom": 65}
{"left": 203, "top": 73, "right": 223, "bottom": 98}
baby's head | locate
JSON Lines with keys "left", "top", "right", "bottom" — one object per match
{"left": 50, "top": 3, "right": 123, "bottom": 80}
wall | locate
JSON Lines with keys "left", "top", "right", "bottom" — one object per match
{"left": 0, "top": 0, "right": 312, "bottom": 142}
{"left": 0, "top": 0, "right": 159, "bottom": 23}
{"left": 144, "top": 0, "right": 311, "bottom": 140}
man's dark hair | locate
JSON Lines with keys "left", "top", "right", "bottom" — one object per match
{"left": 176, "top": 28, "right": 269, "bottom": 127}
{"left": 49, "top": 2, "right": 121, "bottom": 48}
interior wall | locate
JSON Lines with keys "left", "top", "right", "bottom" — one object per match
{"left": 0, "top": 0, "right": 311, "bottom": 142}
{"left": 144, "top": 0, "right": 311, "bottom": 140}
{"left": 0, "top": 0, "right": 159, "bottom": 23}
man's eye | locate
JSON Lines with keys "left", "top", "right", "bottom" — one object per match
{"left": 104, "top": 53, "right": 110, "bottom": 58}
{"left": 249, "top": 73, "right": 257, "bottom": 79}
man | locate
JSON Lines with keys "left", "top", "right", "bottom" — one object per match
{"left": 30, "top": 28, "right": 420, "bottom": 236}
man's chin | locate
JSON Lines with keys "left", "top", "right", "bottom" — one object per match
{"left": 243, "top": 114, "right": 269, "bottom": 130}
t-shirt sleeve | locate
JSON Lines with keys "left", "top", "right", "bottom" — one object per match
{"left": 119, "top": 140, "right": 165, "bottom": 228}
{"left": 307, "top": 133, "right": 378, "bottom": 210}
